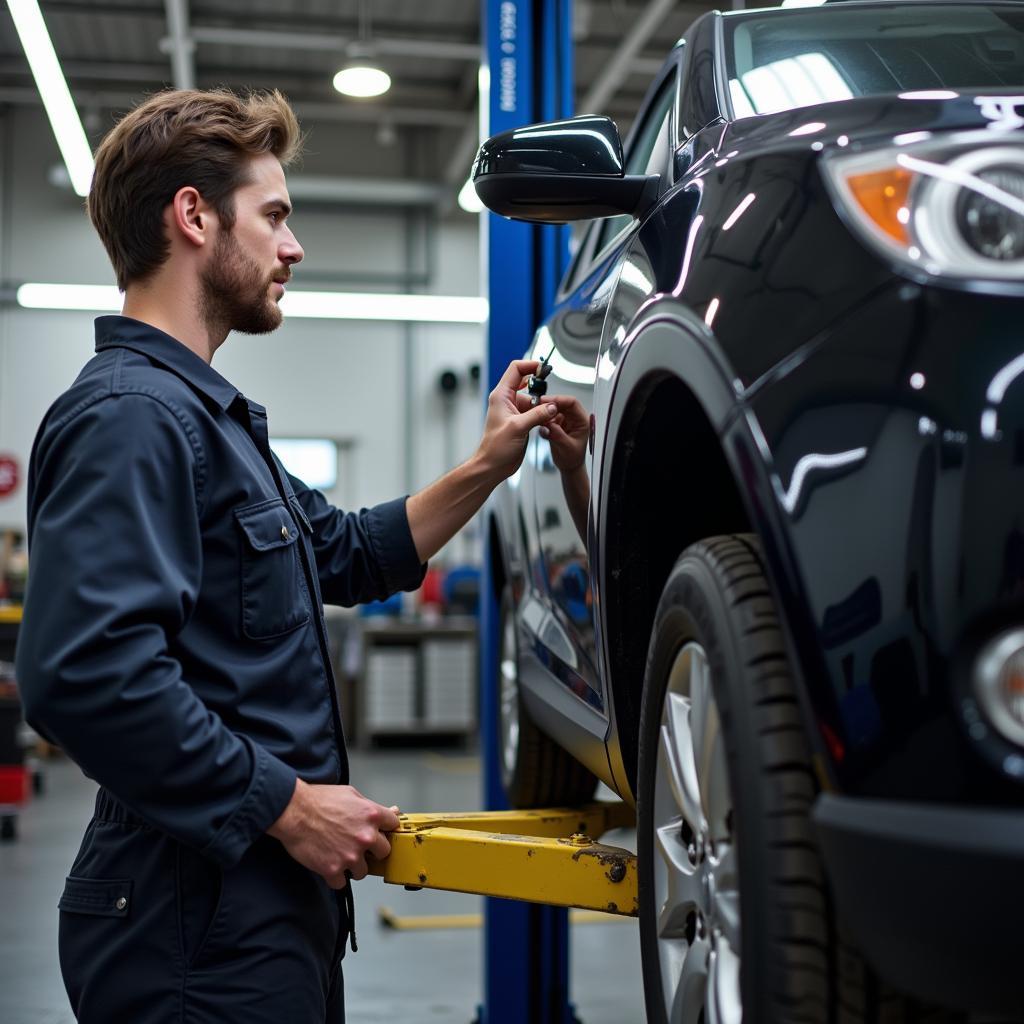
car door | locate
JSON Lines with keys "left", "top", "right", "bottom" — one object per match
{"left": 528, "top": 60, "right": 681, "bottom": 716}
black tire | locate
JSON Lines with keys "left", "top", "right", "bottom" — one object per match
{"left": 636, "top": 535, "right": 958, "bottom": 1024}
{"left": 498, "top": 587, "right": 596, "bottom": 808}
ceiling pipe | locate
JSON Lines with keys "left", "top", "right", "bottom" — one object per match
{"left": 580, "top": 0, "right": 677, "bottom": 114}
{"left": 0, "top": 87, "right": 467, "bottom": 127}
{"left": 162, "top": 0, "right": 195, "bottom": 90}
{"left": 287, "top": 175, "right": 444, "bottom": 207}
{"left": 169, "top": 26, "right": 481, "bottom": 62}
{"left": 28, "top": 158, "right": 445, "bottom": 208}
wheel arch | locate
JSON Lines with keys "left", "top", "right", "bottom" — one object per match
{"left": 599, "top": 367, "right": 751, "bottom": 797}
{"left": 594, "top": 306, "right": 829, "bottom": 799}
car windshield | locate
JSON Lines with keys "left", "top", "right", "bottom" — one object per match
{"left": 725, "top": 3, "right": 1024, "bottom": 118}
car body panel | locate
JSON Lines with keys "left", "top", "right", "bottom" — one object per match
{"left": 482, "top": 2, "right": 1024, "bottom": 1009}
{"left": 487, "top": 0, "right": 1024, "bottom": 817}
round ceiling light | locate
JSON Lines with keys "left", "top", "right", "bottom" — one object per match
{"left": 333, "top": 64, "right": 391, "bottom": 98}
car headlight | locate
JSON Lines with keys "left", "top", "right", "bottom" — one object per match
{"left": 974, "top": 629, "right": 1024, "bottom": 750}
{"left": 823, "top": 133, "right": 1024, "bottom": 281}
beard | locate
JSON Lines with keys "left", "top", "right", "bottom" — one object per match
{"left": 200, "top": 228, "right": 283, "bottom": 336}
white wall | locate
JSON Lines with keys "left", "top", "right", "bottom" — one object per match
{"left": 0, "top": 106, "right": 487, "bottom": 560}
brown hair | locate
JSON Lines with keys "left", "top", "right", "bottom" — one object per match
{"left": 88, "top": 88, "right": 303, "bottom": 290}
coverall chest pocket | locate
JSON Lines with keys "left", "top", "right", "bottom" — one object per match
{"left": 234, "top": 498, "right": 310, "bottom": 640}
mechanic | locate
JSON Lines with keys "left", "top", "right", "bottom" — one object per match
{"left": 14, "top": 88, "right": 573, "bottom": 1024}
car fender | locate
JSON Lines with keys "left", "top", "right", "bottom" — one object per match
{"left": 592, "top": 296, "right": 837, "bottom": 799}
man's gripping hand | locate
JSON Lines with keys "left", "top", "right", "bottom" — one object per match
{"left": 268, "top": 778, "right": 401, "bottom": 888}
{"left": 474, "top": 359, "right": 562, "bottom": 482}
{"left": 539, "top": 394, "right": 589, "bottom": 475}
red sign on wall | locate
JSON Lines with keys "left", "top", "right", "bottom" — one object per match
{"left": 0, "top": 456, "right": 19, "bottom": 498}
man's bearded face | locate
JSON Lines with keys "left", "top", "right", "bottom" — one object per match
{"left": 200, "top": 225, "right": 283, "bottom": 337}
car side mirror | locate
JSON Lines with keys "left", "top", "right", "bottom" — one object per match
{"left": 472, "top": 115, "right": 660, "bottom": 224}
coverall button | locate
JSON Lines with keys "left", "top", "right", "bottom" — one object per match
{"left": 116, "top": 897, "right": 127, "bottom": 911}
{"left": 280, "top": 526, "right": 289, "bottom": 541}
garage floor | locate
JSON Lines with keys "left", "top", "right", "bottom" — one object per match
{"left": 0, "top": 751, "right": 643, "bottom": 1024}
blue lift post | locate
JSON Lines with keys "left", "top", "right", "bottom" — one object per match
{"left": 477, "top": 1, "right": 574, "bottom": 1023}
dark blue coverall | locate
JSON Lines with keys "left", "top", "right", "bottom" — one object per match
{"left": 15, "top": 315, "right": 426, "bottom": 1023}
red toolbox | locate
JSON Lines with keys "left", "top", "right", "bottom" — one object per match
{"left": 0, "top": 764, "right": 29, "bottom": 804}
{"left": 0, "top": 676, "right": 29, "bottom": 840}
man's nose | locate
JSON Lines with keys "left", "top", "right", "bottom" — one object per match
{"left": 281, "top": 228, "right": 303, "bottom": 266}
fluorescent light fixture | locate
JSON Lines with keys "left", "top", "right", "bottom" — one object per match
{"left": 16, "top": 283, "right": 118, "bottom": 310}
{"left": 333, "top": 64, "right": 391, "bottom": 98}
{"left": 458, "top": 178, "right": 484, "bottom": 214}
{"left": 281, "top": 291, "right": 487, "bottom": 323}
{"left": 270, "top": 438, "right": 338, "bottom": 489}
{"left": 7, "top": 0, "right": 93, "bottom": 197}
{"left": 15, "top": 283, "right": 489, "bottom": 324}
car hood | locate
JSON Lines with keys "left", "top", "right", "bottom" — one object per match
{"left": 721, "top": 89, "right": 1024, "bottom": 152}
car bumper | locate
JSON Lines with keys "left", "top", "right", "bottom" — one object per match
{"left": 814, "top": 794, "right": 1024, "bottom": 1015}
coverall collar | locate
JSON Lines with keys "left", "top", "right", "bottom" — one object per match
{"left": 94, "top": 314, "right": 242, "bottom": 411}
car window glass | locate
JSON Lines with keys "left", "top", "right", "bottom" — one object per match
{"left": 592, "top": 72, "right": 677, "bottom": 256}
{"left": 725, "top": 3, "right": 1024, "bottom": 117}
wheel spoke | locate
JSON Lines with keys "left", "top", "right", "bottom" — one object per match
{"left": 661, "top": 696, "right": 704, "bottom": 833}
{"left": 707, "top": 937, "right": 742, "bottom": 1024}
{"left": 667, "top": 935, "right": 709, "bottom": 1024}
{"left": 711, "top": 841, "right": 740, "bottom": 951}
{"left": 655, "top": 639, "right": 742, "bottom": 1024}
{"left": 655, "top": 821, "right": 702, "bottom": 939}
{"left": 687, "top": 647, "right": 711, "bottom": 804}
{"left": 699, "top": 703, "right": 731, "bottom": 840}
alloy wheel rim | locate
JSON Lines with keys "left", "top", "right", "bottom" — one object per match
{"left": 652, "top": 642, "right": 741, "bottom": 1024}
{"left": 499, "top": 607, "right": 520, "bottom": 779}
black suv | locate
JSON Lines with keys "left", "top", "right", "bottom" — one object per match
{"left": 474, "top": 2, "right": 1024, "bottom": 1021}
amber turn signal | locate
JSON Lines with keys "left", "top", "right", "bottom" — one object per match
{"left": 845, "top": 168, "right": 914, "bottom": 245}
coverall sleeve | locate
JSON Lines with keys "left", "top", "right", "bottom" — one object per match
{"left": 16, "top": 393, "right": 296, "bottom": 868}
{"left": 285, "top": 472, "right": 426, "bottom": 607}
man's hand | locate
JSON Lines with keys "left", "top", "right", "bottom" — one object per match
{"left": 475, "top": 360, "right": 560, "bottom": 482}
{"left": 268, "top": 778, "right": 401, "bottom": 889}
{"left": 539, "top": 395, "right": 589, "bottom": 475}
{"left": 405, "top": 359, "right": 581, "bottom": 563}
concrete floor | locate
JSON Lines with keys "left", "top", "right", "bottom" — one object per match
{"left": 0, "top": 751, "right": 643, "bottom": 1024}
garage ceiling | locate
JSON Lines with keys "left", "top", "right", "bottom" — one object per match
{"left": 0, "top": 0, "right": 740, "bottom": 211}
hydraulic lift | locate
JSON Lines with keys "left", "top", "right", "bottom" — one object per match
{"left": 473, "top": 2, "right": 586, "bottom": 1022}
{"left": 367, "top": 802, "right": 638, "bottom": 918}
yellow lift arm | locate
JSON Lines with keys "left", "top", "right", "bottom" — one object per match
{"left": 367, "top": 802, "right": 639, "bottom": 917}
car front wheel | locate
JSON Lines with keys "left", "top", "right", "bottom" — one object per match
{"left": 637, "top": 535, "right": 827, "bottom": 1024}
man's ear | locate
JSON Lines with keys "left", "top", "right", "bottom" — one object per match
{"left": 169, "top": 186, "right": 213, "bottom": 248}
